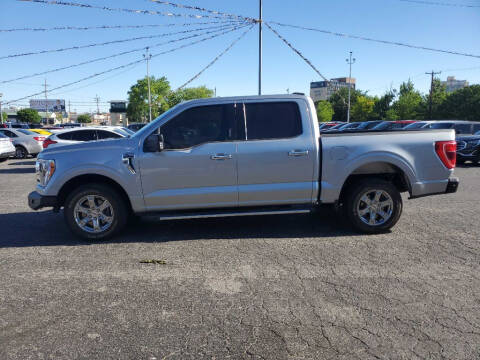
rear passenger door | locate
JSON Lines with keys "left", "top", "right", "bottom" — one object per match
{"left": 236, "top": 101, "right": 317, "bottom": 207}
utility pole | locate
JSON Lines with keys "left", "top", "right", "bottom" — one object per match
{"left": 94, "top": 95, "right": 100, "bottom": 115}
{"left": 0, "top": 93, "right": 3, "bottom": 124}
{"left": 143, "top": 47, "right": 152, "bottom": 123}
{"left": 44, "top": 79, "right": 48, "bottom": 125}
{"left": 258, "top": 0, "right": 262, "bottom": 96}
{"left": 426, "top": 70, "right": 441, "bottom": 120}
{"left": 68, "top": 100, "right": 71, "bottom": 122}
{"left": 346, "top": 51, "right": 356, "bottom": 123}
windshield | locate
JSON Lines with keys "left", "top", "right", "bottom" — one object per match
{"left": 404, "top": 122, "right": 427, "bottom": 129}
{"left": 430, "top": 123, "right": 453, "bottom": 129}
{"left": 17, "top": 129, "right": 35, "bottom": 135}
{"left": 132, "top": 106, "right": 178, "bottom": 138}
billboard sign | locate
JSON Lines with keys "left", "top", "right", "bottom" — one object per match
{"left": 29, "top": 99, "right": 65, "bottom": 112}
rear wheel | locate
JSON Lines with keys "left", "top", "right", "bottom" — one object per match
{"left": 345, "top": 179, "right": 402, "bottom": 233}
{"left": 15, "top": 146, "right": 28, "bottom": 159}
{"left": 64, "top": 183, "right": 128, "bottom": 240}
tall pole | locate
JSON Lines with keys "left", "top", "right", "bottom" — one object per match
{"left": 44, "top": 79, "right": 48, "bottom": 125}
{"left": 0, "top": 93, "right": 3, "bottom": 124}
{"left": 258, "top": 0, "right": 262, "bottom": 96}
{"left": 426, "top": 70, "right": 441, "bottom": 120}
{"left": 144, "top": 47, "right": 152, "bottom": 123}
{"left": 95, "top": 95, "right": 100, "bottom": 115}
{"left": 346, "top": 51, "right": 356, "bottom": 123}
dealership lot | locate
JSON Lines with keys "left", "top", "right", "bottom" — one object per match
{"left": 1, "top": 159, "right": 479, "bottom": 359}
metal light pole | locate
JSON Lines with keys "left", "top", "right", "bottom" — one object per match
{"left": 258, "top": 0, "right": 262, "bottom": 96}
{"left": 144, "top": 47, "right": 152, "bottom": 123}
{"left": 0, "top": 93, "right": 3, "bottom": 124}
{"left": 346, "top": 51, "right": 356, "bottom": 123}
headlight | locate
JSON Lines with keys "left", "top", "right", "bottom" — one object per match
{"left": 35, "top": 159, "right": 56, "bottom": 186}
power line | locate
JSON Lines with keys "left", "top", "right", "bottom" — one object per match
{"left": 1, "top": 23, "right": 245, "bottom": 83}
{"left": 264, "top": 23, "right": 328, "bottom": 81}
{"left": 17, "top": 0, "right": 253, "bottom": 21}
{"left": 0, "top": 20, "right": 243, "bottom": 32}
{"left": 178, "top": 24, "right": 255, "bottom": 89}
{"left": 397, "top": 0, "right": 480, "bottom": 8}
{"left": 4, "top": 24, "right": 250, "bottom": 104}
{"left": 147, "top": 0, "right": 254, "bottom": 21}
{"left": 268, "top": 21, "right": 480, "bottom": 59}
{"left": 0, "top": 22, "right": 245, "bottom": 60}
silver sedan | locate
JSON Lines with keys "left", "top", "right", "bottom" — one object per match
{"left": 0, "top": 128, "right": 45, "bottom": 158}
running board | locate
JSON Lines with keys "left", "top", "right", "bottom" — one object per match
{"left": 152, "top": 207, "right": 312, "bottom": 221}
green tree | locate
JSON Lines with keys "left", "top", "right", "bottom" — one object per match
{"left": 329, "top": 87, "right": 365, "bottom": 122}
{"left": 439, "top": 85, "right": 480, "bottom": 121}
{"left": 421, "top": 78, "right": 447, "bottom": 119}
{"left": 16, "top": 108, "right": 41, "bottom": 124}
{"left": 372, "top": 90, "right": 396, "bottom": 120}
{"left": 1, "top": 112, "right": 7, "bottom": 123}
{"left": 77, "top": 114, "right": 92, "bottom": 123}
{"left": 166, "top": 86, "right": 214, "bottom": 109}
{"left": 127, "top": 76, "right": 171, "bottom": 123}
{"left": 351, "top": 95, "right": 375, "bottom": 122}
{"left": 392, "top": 80, "right": 425, "bottom": 120}
{"left": 315, "top": 100, "right": 334, "bottom": 122}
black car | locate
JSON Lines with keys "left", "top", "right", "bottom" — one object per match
{"left": 456, "top": 134, "right": 480, "bottom": 165}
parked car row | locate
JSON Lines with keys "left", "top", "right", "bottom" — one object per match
{"left": 321, "top": 120, "right": 480, "bottom": 135}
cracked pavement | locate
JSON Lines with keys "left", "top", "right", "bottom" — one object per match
{"left": 1, "top": 159, "right": 479, "bottom": 359}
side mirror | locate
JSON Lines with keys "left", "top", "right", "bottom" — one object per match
{"left": 143, "top": 133, "right": 165, "bottom": 153}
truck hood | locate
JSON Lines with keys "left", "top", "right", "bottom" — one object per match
{"left": 39, "top": 138, "right": 136, "bottom": 159}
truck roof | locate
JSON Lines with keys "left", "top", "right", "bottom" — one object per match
{"left": 181, "top": 94, "right": 310, "bottom": 106}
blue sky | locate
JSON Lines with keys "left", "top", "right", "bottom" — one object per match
{"left": 1, "top": 0, "right": 479, "bottom": 112}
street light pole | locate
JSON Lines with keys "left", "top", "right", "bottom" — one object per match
{"left": 346, "top": 51, "right": 356, "bottom": 123}
{"left": 144, "top": 47, "right": 152, "bottom": 123}
{"left": 258, "top": 0, "right": 262, "bottom": 96}
{"left": 0, "top": 93, "right": 3, "bottom": 124}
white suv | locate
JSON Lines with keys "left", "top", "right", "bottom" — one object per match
{"left": 43, "top": 127, "right": 132, "bottom": 150}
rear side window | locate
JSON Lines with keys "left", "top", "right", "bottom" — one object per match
{"left": 69, "top": 130, "right": 97, "bottom": 141}
{"left": 454, "top": 124, "right": 472, "bottom": 134}
{"left": 161, "top": 104, "right": 234, "bottom": 149}
{"left": 96, "top": 130, "right": 122, "bottom": 140}
{"left": 0, "top": 130, "right": 17, "bottom": 138}
{"left": 244, "top": 102, "right": 302, "bottom": 140}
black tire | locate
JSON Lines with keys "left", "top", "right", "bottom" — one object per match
{"left": 345, "top": 178, "right": 402, "bottom": 234}
{"left": 0, "top": 158, "right": 7, "bottom": 163}
{"left": 15, "top": 146, "right": 28, "bottom": 159}
{"left": 64, "top": 183, "right": 128, "bottom": 241}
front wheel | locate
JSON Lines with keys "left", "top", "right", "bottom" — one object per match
{"left": 64, "top": 183, "right": 128, "bottom": 240}
{"left": 345, "top": 179, "right": 403, "bottom": 234}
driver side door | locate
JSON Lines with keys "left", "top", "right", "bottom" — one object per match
{"left": 138, "top": 103, "right": 240, "bottom": 211}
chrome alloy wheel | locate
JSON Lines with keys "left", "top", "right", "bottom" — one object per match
{"left": 356, "top": 190, "right": 393, "bottom": 226}
{"left": 73, "top": 195, "right": 114, "bottom": 234}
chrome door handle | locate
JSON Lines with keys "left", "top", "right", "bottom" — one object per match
{"left": 288, "top": 150, "right": 309, "bottom": 157}
{"left": 210, "top": 153, "right": 233, "bottom": 160}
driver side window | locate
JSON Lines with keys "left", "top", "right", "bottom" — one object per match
{"left": 160, "top": 105, "right": 233, "bottom": 150}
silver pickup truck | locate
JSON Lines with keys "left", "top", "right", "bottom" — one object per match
{"left": 28, "top": 95, "right": 459, "bottom": 240}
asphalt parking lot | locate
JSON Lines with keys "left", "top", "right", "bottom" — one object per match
{"left": 1, "top": 158, "right": 479, "bottom": 360}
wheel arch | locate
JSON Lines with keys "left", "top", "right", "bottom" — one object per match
{"left": 337, "top": 161, "right": 411, "bottom": 206}
{"left": 57, "top": 174, "right": 133, "bottom": 213}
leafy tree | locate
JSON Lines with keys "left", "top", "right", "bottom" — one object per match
{"left": 127, "top": 76, "right": 171, "bottom": 123}
{"left": 16, "top": 108, "right": 41, "bottom": 124}
{"left": 372, "top": 90, "right": 396, "bottom": 120}
{"left": 329, "top": 87, "right": 365, "bottom": 122}
{"left": 77, "top": 114, "right": 92, "bottom": 123}
{"left": 392, "top": 80, "right": 425, "bottom": 120}
{"left": 420, "top": 78, "right": 447, "bottom": 119}
{"left": 166, "top": 86, "right": 214, "bottom": 109}
{"left": 1, "top": 112, "right": 7, "bottom": 123}
{"left": 351, "top": 95, "right": 375, "bottom": 122}
{"left": 315, "top": 100, "right": 334, "bottom": 122}
{"left": 439, "top": 85, "right": 480, "bottom": 121}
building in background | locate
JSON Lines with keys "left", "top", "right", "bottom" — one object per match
{"left": 310, "top": 77, "right": 356, "bottom": 102}
{"left": 109, "top": 100, "right": 127, "bottom": 126}
{"left": 442, "top": 76, "right": 469, "bottom": 93}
